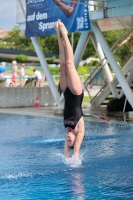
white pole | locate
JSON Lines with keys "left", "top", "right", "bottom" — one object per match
{"left": 88, "top": 1, "right": 94, "bottom": 11}
{"left": 90, "top": 32, "right": 119, "bottom": 98}
{"left": 71, "top": 32, "right": 74, "bottom": 51}
{"left": 31, "top": 37, "right": 60, "bottom": 106}
{"left": 91, "top": 22, "right": 133, "bottom": 108}
{"left": 120, "top": 67, "right": 133, "bottom": 98}
{"left": 74, "top": 31, "right": 90, "bottom": 68}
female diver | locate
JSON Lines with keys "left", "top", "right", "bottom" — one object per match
{"left": 55, "top": 21, "right": 85, "bottom": 160}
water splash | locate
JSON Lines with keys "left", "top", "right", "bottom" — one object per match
{"left": 33, "top": 138, "right": 65, "bottom": 144}
{"left": 61, "top": 155, "right": 82, "bottom": 168}
{"left": 0, "top": 172, "right": 32, "bottom": 180}
{"left": 23, "top": 138, "right": 65, "bottom": 144}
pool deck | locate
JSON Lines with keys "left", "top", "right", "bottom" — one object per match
{"left": 0, "top": 102, "right": 132, "bottom": 124}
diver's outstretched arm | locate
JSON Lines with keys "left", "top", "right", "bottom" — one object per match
{"left": 64, "top": 135, "right": 70, "bottom": 157}
{"left": 73, "top": 118, "right": 85, "bottom": 159}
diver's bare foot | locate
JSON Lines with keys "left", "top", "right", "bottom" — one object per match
{"left": 54, "top": 21, "right": 61, "bottom": 37}
{"left": 58, "top": 22, "right": 68, "bottom": 38}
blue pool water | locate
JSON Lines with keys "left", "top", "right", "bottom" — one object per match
{"left": 0, "top": 114, "right": 133, "bottom": 200}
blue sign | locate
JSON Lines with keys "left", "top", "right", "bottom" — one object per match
{"left": 25, "top": 0, "right": 90, "bottom": 37}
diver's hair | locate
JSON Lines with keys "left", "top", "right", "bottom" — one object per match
{"left": 69, "top": 146, "right": 74, "bottom": 149}
{"left": 58, "top": 82, "right": 62, "bottom": 95}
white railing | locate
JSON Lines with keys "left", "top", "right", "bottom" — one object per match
{"left": 0, "top": 74, "right": 89, "bottom": 87}
{"left": 52, "top": 74, "right": 90, "bottom": 85}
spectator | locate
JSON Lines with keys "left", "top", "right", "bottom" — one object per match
{"left": 33, "top": 69, "right": 42, "bottom": 87}
{"left": 19, "top": 63, "right": 25, "bottom": 87}
{"left": 1, "top": 62, "right": 13, "bottom": 87}
{"left": 1, "top": 62, "right": 6, "bottom": 73}
{"left": 12, "top": 60, "right": 18, "bottom": 86}
{"left": 0, "top": 62, "right": 6, "bottom": 78}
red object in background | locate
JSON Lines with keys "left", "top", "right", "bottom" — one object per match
{"left": 12, "top": 76, "right": 16, "bottom": 83}
{"left": 35, "top": 96, "right": 40, "bottom": 107}
{"left": 0, "top": 73, "right": 4, "bottom": 78}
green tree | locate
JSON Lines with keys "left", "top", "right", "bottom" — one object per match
{"left": 0, "top": 27, "right": 132, "bottom": 67}
{"left": 38, "top": 35, "right": 58, "bottom": 53}
{"left": 0, "top": 27, "right": 34, "bottom": 51}
{"left": 14, "top": 54, "right": 28, "bottom": 62}
{"left": 46, "top": 56, "right": 56, "bottom": 64}
{"left": 103, "top": 30, "right": 132, "bottom": 66}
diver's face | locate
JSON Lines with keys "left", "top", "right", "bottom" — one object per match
{"left": 67, "top": 130, "right": 76, "bottom": 148}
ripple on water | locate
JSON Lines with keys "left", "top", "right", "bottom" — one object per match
{"left": 0, "top": 114, "right": 133, "bottom": 199}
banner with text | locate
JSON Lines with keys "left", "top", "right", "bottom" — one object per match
{"left": 25, "top": 0, "right": 90, "bottom": 37}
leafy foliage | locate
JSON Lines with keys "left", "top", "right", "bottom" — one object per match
{"left": 77, "top": 66, "right": 90, "bottom": 75}
{"left": 0, "top": 27, "right": 132, "bottom": 68}
{"left": 14, "top": 54, "right": 28, "bottom": 62}
{"left": 0, "top": 27, "right": 34, "bottom": 51}
{"left": 49, "top": 66, "right": 60, "bottom": 75}
{"left": 46, "top": 56, "right": 56, "bottom": 64}
{"left": 25, "top": 66, "right": 35, "bottom": 76}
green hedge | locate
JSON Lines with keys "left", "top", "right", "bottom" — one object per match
{"left": 77, "top": 66, "right": 90, "bottom": 75}
{"left": 14, "top": 54, "right": 28, "bottom": 62}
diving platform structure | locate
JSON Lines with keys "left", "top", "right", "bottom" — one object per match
{"left": 17, "top": 0, "right": 133, "bottom": 108}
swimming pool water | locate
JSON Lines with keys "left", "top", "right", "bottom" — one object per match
{"left": 0, "top": 114, "right": 133, "bottom": 200}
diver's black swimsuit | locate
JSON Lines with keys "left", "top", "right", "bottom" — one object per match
{"left": 64, "top": 87, "right": 84, "bottom": 130}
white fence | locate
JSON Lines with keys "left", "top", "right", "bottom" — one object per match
{"left": 52, "top": 74, "right": 90, "bottom": 85}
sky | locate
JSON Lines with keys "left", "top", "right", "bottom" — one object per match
{"left": 0, "top": 0, "right": 17, "bottom": 30}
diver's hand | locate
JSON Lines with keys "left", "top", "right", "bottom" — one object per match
{"left": 117, "top": 43, "right": 121, "bottom": 47}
